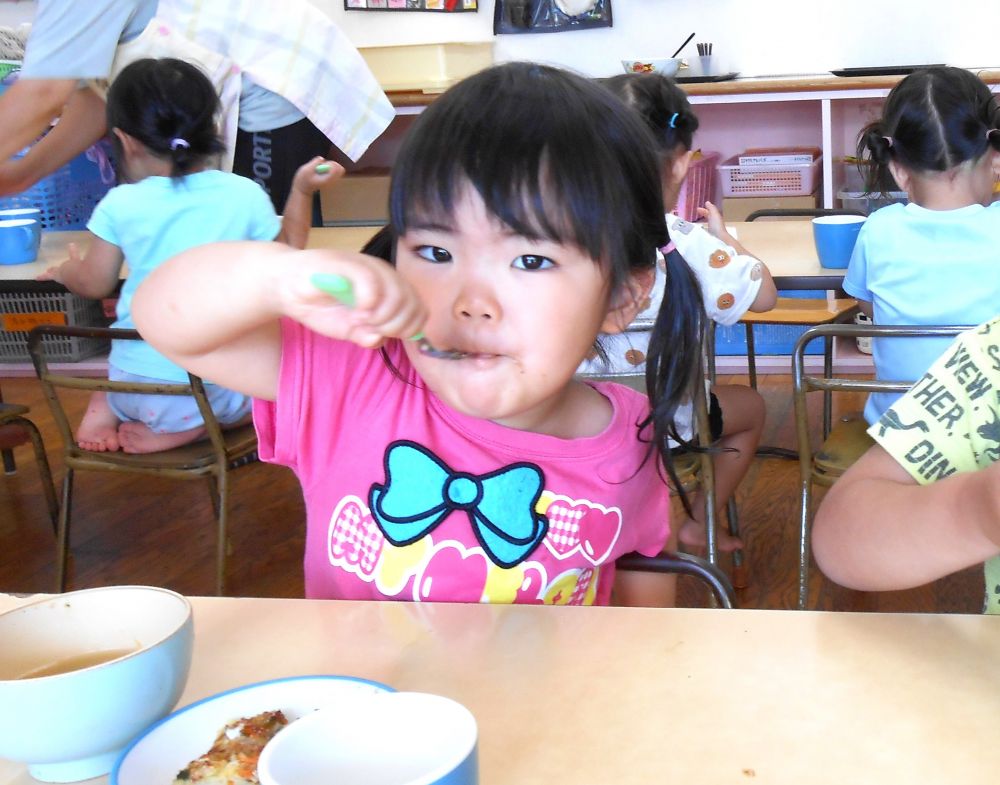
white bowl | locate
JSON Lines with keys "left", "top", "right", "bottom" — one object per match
{"left": 0, "top": 586, "right": 193, "bottom": 782}
{"left": 258, "top": 692, "right": 478, "bottom": 785}
{"left": 621, "top": 58, "right": 681, "bottom": 77}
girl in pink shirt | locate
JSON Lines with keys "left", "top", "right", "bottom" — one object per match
{"left": 134, "top": 63, "right": 707, "bottom": 606}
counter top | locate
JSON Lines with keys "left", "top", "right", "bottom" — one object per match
{"left": 386, "top": 69, "right": 1000, "bottom": 106}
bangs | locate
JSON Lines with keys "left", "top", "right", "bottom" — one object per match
{"left": 389, "top": 63, "right": 665, "bottom": 272}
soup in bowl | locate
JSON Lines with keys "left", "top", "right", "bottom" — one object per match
{"left": 0, "top": 585, "right": 193, "bottom": 782}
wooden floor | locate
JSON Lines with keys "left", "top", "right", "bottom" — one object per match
{"left": 0, "top": 373, "right": 982, "bottom": 612}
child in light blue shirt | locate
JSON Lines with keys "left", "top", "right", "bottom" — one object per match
{"left": 842, "top": 66, "right": 1000, "bottom": 423}
{"left": 40, "top": 57, "right": 340, "bottom": 453}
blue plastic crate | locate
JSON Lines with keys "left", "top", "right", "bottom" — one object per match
{"left": 714, "top": 322, "right": 823, "bottom": 356}
{"left": 0, "top": 139, "right": 115, "bottom": 230}
{"left": 714, "top": 289, "right": 829, "bottom": 356}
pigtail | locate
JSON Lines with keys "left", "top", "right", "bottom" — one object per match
{"left": 658, "top": 108, "right": 699, "bottom": 152}
{"left": 855, "top": 124, "right": 896, "bottom": 196}
{"left": 642, "top": 244, "right": 707, "bottom": 511}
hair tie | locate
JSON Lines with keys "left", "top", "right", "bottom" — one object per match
{"left": 987, "top": 128, "right": 998, "bottom": 141}
{"left": 668, "top": 113, "right": 679, "bottom": 129}
{"left": 882, "top": 135, "right": 894, "bottom": 148}
{"left": 659, "top": 241, "right": 676, "bottom": 256}
{"left": 169, "top": 137, "right": 190, "bottom": 151}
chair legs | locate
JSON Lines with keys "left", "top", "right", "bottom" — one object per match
{"left": 797, "top": 474, "right": 814, "bottom": 610}
{"left": 55, "top": 468, "right": 75, "bottom": 593}
{"left": 726, "top": 498, "right": 749, "bottom": 589}
{"left": 8, "top": 416, "right": 59, "bottom": 534}
{"left": 823, "top": 336, "right": 834, "bottom": 438}
{"left": 208, "top": 471, "right": 229, "bottom": 597}
{"left": 744, "top": 323, "right": 758, "bottom": 389}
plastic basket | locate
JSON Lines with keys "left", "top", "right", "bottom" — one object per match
{"left": 714, "top": 322, "right": 823, "bottom": 356}
{"left": 719, "top": 155, "right": 822, "bottom": 198}
{"left": 0, "top": 139, "right": 115, "bottom": 230}
{"left": 673, "top": 151, "right": 720, "bottom": 222}
{"left": 0, "top": 291, "right": 110, "bottom": 362}
{"left": 715, "top": 289, "right": 826, "bottom": 356}
{"left": 838, "top": 190, "right": 908, "bottom": 215}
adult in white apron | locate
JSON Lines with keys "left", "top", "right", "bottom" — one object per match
{"left": 0, "top": 0, "right": 393, "bottom": 220}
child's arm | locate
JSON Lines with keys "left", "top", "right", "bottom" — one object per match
{"left": 613, "top": 570, "right": 676, "bottom": 608}
{"left": 36, "top": 237, "right": 124, "bottom": 299}
{"left": 813, "top": 444, "right": 1000, "bottom": 591}
{"left": 697, "top": 201, "right": 777, "bottom": 312}
{"left": 276, "top": 157, "right": 345, "bottom": 249}
{"left": 131, "top": 240, "right": 426, "bottom": 400}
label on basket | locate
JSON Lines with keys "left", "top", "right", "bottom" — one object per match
{"left": 2, "top": 311, "right": 68, "bottom": 332}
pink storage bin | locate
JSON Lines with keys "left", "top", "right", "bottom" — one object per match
{"left": 673, "top": 151, "right": 720, "bottom": 222}
{"left": 718, "top": 155, "right": 822, "bottom": 198}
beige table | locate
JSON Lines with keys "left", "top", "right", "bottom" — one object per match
{"left": 0, "top": 227, "right": 382, "bottom": 289}
{"left": 1, "top": 224, "right": 830, "bottom": 288}
{"left": 732, "top": 220, "right": 848, "bottom": 291}
{"left": 2, "top": 594, "right": 999, "bottom": 784}
{"left": 0, "top": 232, "right": 88, "bottom": 288}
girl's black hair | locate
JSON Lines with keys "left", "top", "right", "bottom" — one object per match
{"left": 385, "top": 62, "right": 706, "bottom": 487}
{"left": 601, "top": 72, "right": 700, "bottom": 155}
{"left": 856, "top": 66, "right": 1000, "bottom": 194}
{"left": 106, "top": 57, "right": 225, "bottom": 179}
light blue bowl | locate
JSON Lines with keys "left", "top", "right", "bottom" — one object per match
{"left": 0, "top": 587, "right": 193, "bottom": 783}
{"left": 812, "top": 214, "right": 866, "bottom": 269}
{"left": 258, "top": 691, "right": 479, "bottom": 785}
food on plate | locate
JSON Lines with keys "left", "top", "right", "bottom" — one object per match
{"left": 173, "top": 710, "right": 289, "bottom": 784}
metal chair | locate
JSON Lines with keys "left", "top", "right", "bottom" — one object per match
{"left": 29, "top": 325, "right": 259, "bottom": 596}
{"left": 618, "top": 551, "right": 735, "bottom": 608}
{"left": 791, "top": 323, "right": 969, "bottom": 609}
{"left": 581, "top": 325, "right": 747, "bottom": 592}
{"left": 0, "top": 396, "right": 59, "bottom": 532}
{"left": 742, "top": 208, "right": 865, "bottom": 441}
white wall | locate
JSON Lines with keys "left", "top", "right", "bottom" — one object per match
{"left": 3, "top": 1, "right": 999, "bottom": 77}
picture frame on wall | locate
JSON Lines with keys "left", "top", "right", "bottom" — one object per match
{"left": 345, "top": 0, "right": 477, "bottom": 11}
{"left": 494, "top": 0, "right": 612, "bottom": 34}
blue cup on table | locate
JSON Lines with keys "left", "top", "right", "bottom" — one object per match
{"left": 812, "top": 215, "right": 866, "bottom": 269}
{"left": 0, "top": 207, "right": 42, "bottom": 223}
{"left": 0, "top": 217, "right": 42, "bottom": 265}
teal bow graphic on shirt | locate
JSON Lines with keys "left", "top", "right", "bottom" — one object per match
{"left": 368, "top": 441, "right": 548, "bottom": 568}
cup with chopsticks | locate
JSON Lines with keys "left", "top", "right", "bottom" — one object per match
{"left": 695, "top": 42, "right": 716, "bottom": 77}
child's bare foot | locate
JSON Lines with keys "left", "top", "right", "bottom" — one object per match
{"left": 118, "top": 421, "right": 206, "bottom": 454}
{"left": 678, "top": 517, "right": 744, "bottom": 553}
{"left": 76, "top": 392, "right": 122, "bottom": 452}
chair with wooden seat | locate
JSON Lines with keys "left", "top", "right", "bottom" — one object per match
{"left": 0, "top": 395, "right": 59, "bottom": 532}
{"left": 28, "top": 325, "right": 259, "bottom": 596}
{"left": 791, "top": 322, "right": 969, "bottom": 610}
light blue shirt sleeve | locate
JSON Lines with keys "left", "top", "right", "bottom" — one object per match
{"left": 244, "top": 181, "right": 282, "bottom": 240}
{"left": 20, "top": 0, "right": 156, "bottom": 80}
{"left": 841, "top": 222, "right": 873, "bottom": 302}
{"left": 85, "top": 186, "right": 124, "bottom": 248}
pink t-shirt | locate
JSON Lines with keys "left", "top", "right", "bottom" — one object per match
{"left": 253, "top": 320, "right": 670, "bottom": 605}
